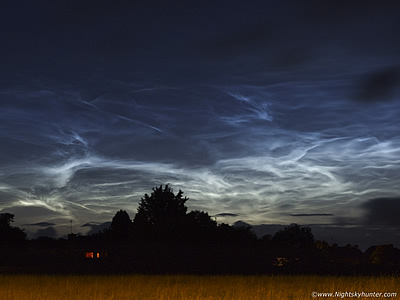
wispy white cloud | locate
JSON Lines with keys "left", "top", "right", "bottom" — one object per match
{"left": 1, "top": 0, "right": 400, "bottom": 245}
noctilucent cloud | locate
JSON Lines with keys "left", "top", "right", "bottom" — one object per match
{"left": 1, "top": 1, "right": 400, "bottom": 247}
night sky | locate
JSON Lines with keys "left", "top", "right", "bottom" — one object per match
{"left": 1, "top": 1, "right": 400, "bottom": 248}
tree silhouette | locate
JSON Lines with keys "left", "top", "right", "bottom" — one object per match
{"left": 271, "top": 223, "right": 316, "bottom": 271}
{"left": 0, "top": 213, "right": 26, "bottom": 244}
{"left": 184, "top": 210, "right": 218, "bottom": 243}
{"left": 0, "top": 213, "right": 14, "bottom": 227}
{"left": 110, "top": 210, "right": 132, "bottom": 240}
{"left": 272, "top": 223, "right": 314, "bottom": 250}
{"left": 365, "top": 244, "right": 400, "bottom": 273}
{"left": 187, "top": 210, "right": 217, "bottom": 230}
{"left": 133, "top": 185, "right": 188, "bottom": 226}
{"left": 133, "top": 185, "right": 189, "bottom": 241}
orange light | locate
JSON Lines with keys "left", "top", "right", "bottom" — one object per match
{"left": 85, "top": 252, "right": 94, "bottom": 258}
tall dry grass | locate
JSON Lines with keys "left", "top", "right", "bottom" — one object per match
{"left": 0, "top": 274, "right": 398, "bottom": 299}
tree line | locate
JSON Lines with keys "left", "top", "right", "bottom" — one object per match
{"left": 1, "top": 185, "right": 399, "bottom": 275}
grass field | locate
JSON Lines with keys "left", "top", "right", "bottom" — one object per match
{"left": 0, "top": 274, "right": 398, "bottom": 299}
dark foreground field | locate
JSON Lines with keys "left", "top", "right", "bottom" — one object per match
{"left": 0, "top": 275, "right": 398, "bottom": 300}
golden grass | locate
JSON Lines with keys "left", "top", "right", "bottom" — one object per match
{"left": 0, "top": 274, "right": 398, "bottom": 300}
